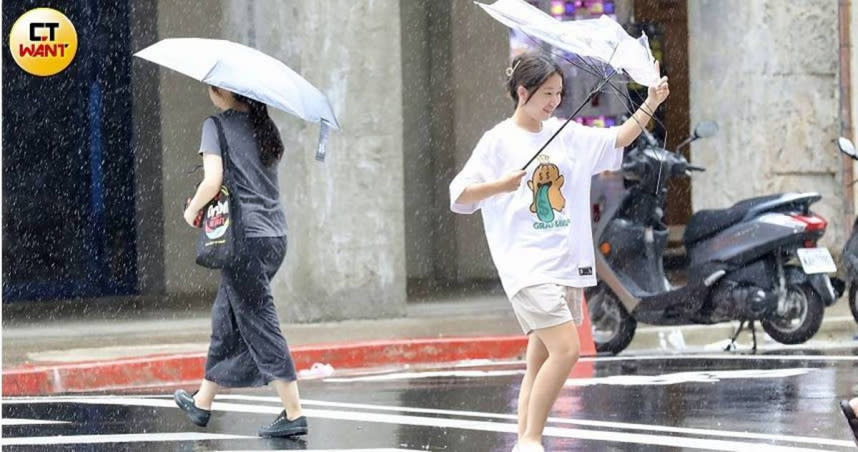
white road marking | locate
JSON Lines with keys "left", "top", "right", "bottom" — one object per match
{"left": 217, "top": 395, "right": 854, "bottom": 449}
{"left": 326, "top": 353, "right": 858, "bottom": 381}
{"left": 566, "top": 368, "right": 815, "bottom": 386}
{"left": 321, "top": 367, "right": 815, "bottom": 386}
{"left": 1, "top": 418, "right": 71, "bottom": 426}
{"left": 324, "top": 369, "right": 524, "bottom": 382}
{"left": 586, "top": 353, "right": 858, "bottom": 362}
{"left": 1, "top": 432, "right": 250, "bottom": 446}
{"left": 3, "top": 396, "right": 851, "bottom": 451}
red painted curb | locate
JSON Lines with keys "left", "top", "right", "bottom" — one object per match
{"left": 3, "top": 329, "right": 597, "bottom": 396}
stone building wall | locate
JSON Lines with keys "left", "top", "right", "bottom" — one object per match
{"left": 688, "top": 0, "right": 845, "bottom": 248}
{"left": 151, "top": 0, "right": 407, "bottom": 320}
{"left": 225, "top": 0, "right": 408, "bottom": 321}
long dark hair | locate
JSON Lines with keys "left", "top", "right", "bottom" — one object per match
{"left": 506, "top": 52, "right": 566, "bottom": 110}
{"left": 230, "top": 91, "right": 284, "bottom": 167}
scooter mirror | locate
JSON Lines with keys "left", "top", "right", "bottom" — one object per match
{"left": 694, "top": 121, "right": 719, "bottom": 139}
{"left": 838, "top": 137, "right": 858, "bottom": 159}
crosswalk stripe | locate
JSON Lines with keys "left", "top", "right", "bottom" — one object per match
{"left": 1, "top": 418, "right": 71, "bottom": 426}
{"left": 1, "top": 432, "right": 250, "bottom": 446}
{"left": 217, "top": 394, "right": 853, "bottom": 449}
{"left": 3, "top": 396, "right": 851, "bottom": 451}
{"left": 217, "top": 450, "right": 422, "bottom": 452}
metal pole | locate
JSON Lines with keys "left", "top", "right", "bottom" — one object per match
{"left": 840, "top": 0, "right": 855, "bottom": 236}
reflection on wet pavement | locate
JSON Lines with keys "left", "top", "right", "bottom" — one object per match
{"left": 3, "top": 349, "right": 858, "bottom": 451}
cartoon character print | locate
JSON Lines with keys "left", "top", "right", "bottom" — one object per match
{"left": 527, "top": 162, "right": 565, "bottom": 223}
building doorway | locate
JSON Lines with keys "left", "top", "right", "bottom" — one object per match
{"left": 2, "top": 1, "right": 137, "bottom": 301}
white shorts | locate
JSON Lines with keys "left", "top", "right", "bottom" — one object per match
{"left": 509, "top": 284, "right": 584, "bottom": 335}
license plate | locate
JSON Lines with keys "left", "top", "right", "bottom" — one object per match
{"left": 796, "top": 247, "right": 837, "bottom": 274}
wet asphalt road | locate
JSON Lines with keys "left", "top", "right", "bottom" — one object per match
{"left": 3, "top": 348, "right": 858, "bottom": 451}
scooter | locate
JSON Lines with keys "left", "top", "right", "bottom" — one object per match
{"left": 832, "top": 137, "right": 858, "bottom": 321}
{"left": 587, "top": 122, "right": 839, "bottom": 354}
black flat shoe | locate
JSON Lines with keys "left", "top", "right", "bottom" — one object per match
{"left": 174, "top": 389, "right": 211, "bottom": 427}
{"left": 258, "top": 410, "right": 308, "bottom": 438}
{"left": 840, "top": 400, "right": 858, "bottom": 446}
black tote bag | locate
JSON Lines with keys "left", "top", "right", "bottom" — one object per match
{"left": 195, "top": 116, "right": 243, "bottom": 269}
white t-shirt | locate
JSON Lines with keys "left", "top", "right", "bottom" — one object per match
{"left": 449, "top": 117, "right": 622, "bottom": 299}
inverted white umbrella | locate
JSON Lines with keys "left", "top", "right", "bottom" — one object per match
{"left": 476, "top": 0, "right": 661, "bottom": 169}
{"left": 478, "top": 0, "right": 659, "bottom": 87}
{"left": 135, "top": 38, "right": 339, "bottom": 161}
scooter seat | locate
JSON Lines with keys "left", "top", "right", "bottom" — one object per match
{"left": 683, "top": 194, "right": 782, "bottom": 246}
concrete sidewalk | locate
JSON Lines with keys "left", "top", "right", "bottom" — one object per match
{"left": 2, "top": 292, "right": 520, "bottom": 368}
{"left": 3, "top": 291, "right": 856, "bottom": 396}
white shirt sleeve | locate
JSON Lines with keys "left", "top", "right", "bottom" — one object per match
{"left": 566, "top": 123, "right": 623, "bottom": 175}
{"left": 449, "top": 132, "right": 497, "bottom": 214}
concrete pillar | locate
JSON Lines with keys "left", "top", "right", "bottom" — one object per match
{"left": 130, "top": 0, "right": 164, "bottom": 296}
{"left": 688, "top": 0, "right": 844, "bottom": 248}
{"left": 850, "top": 1, "right": 858, "bottom": 215}
{"left": 400, "top": 0, "right": 509, "bottom": 286}
{"left": 400, "top": 1, "right": 438, "bottom": 284}
{"left": 155, "top": 0, "right": 224, "bottom": 300}
{"left": 448, "top": 0, "right": 510, "bottom": 282}
{"left": 226, "top": 1, "right": 407, "bottom": 321}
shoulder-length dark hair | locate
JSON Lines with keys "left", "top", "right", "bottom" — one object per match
{"left": 232, "top": 92, "right": 284, "bottom": 167}
{"left": 506, "top": 52, "right": 566, "bottom": 110}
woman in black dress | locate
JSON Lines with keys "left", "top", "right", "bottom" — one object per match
{"left": 175, "top": 85, "right": 306, "bottom": 438}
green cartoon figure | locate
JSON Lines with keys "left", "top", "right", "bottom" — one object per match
{"left": 527, "top": 160, "right": 565, "bottom": 223}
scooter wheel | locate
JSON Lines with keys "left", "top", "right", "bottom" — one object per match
{"left": 585, "top": 286, "right": 636, "bottom": 355}
{"left": 761, "top": 284, "right": 824, "bottom": 345}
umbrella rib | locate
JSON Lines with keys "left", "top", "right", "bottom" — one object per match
{"left": 200, "top": 62, "right": 219, "bottom": 84}
{"left": 577, "top": 54, "right": 607, "bottom": 79}
{"left": 607, "top": 81, "right": 670, "bottom": 151}
{"left": 515, "top": 29, "right": 605, "bottom": 79}
{"left": 604, "top": 79, "right": 670, "bottom": 195}
{"left": 605, "top": 80, "right": 666, "bottom": 138}
{"left": 518, "top": 29, "right": 632, "bottom": 103}
{"left": 602, "top": 42, "right": 620, "bottom": 80}
{"left": 597, "top": 37, "right": 671, "bottom": 196}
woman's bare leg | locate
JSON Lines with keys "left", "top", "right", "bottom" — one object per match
{"left": 194, "top": 379, "right": 220, "bottom": 410}
{"left": 272, "top": 379, "right": 304, "bottom": 420}
{"left": 518, "top": 334, "right": 549, "bottom": 439}
{"left": 518, "top": 321, "right": 580, "bottom": 448}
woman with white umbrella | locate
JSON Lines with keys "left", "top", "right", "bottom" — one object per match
{"left": 174, "top": 85, "right": 306, "bottom": 438}
{"left": 136, "top": 37, "right": 340, "bottom": 438}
